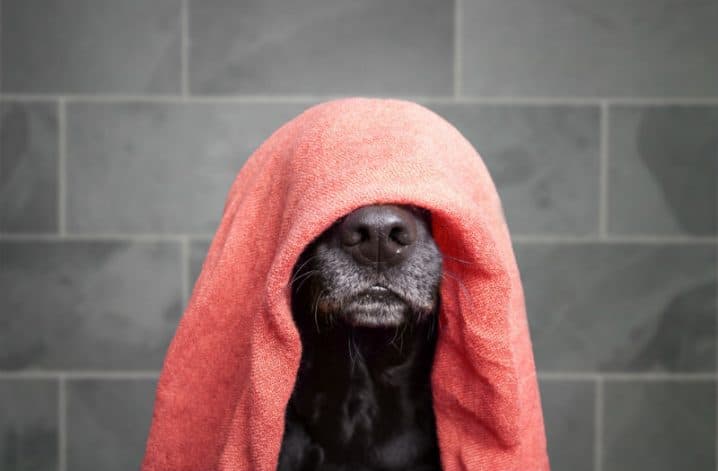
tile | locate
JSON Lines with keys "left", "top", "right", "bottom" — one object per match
{"left": 66, "top": 102, "right": 309, "bottom": 234}
{"left": 67, "top": 379, "right": 156, "bottom": 471}
{"left": 427, "top": 104, "right": 600, "bottom": 235}
{"left": 608, "top": 106, "right": 718, "bottom": 236}
{"left": 539, "top": 380, "right": 594, "bottom": 471}
{"left": 189, "top": 0, "right": 453, "bottom": 95}
{"left": 1, "top": 0, "right": 181, "bottom": 94}
{"left": 0, "top": 380, "right": 58, "bottom": 471}
{"left": 461, "top": 0, "right": 718, "bottom": 97}
{"left": 0, "top": 241, "right": 182, "bottom": 370}
{"left": 515, "top": 243, "right": 716, "bottom": 372}
{"left": 0, "top": 103, "right": 58, "bottom": 233}
{"left": 603, "top": 381, "right": 716, "bottom": 471}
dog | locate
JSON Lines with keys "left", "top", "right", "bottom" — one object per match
{"left": 277, "top": 204, "right": 444, "bottom": 471}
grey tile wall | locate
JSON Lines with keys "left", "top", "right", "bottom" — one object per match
{"left": 66, "top": 379, "right": 157, "bottom": 471}
{"left": 603, "top": 381, "right": 716, "bottom": 471}
{"left": 460, "top": 0, "right": 718, "bottom": 97}
{"left": 1, "top": 0, "right": 716, "bottom": 470}
{"left": 189, "top": 0, "right": 454, "bottom": 95}
{"left": 0, "top": 102, "right": 58, "bottom": 233}
{"left": 608, "top": 106, "right": 718, "bottom": 236}
{"left": 0, "top": 380, "right": 58, "bottom": 470}
{"left": 539, "top": 380, "right": 595, "bottom": 471}
{"left": 0, "top": 241, "right": 182, "bottom": 370}
{"left": 1, "top": 0, "right": 182, "bottom": 94}
{"left": 516, "top": 243, "right": 716, "bottom": 372}
{"left": 426, "top": 104, "right": 600, "bottom": 235}
{"left": 66, "top": 103, "right": 309, "bottom": 234}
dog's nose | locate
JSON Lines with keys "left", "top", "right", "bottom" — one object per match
{"left": 338, "top": 205, "right": 417, "bottom": 267}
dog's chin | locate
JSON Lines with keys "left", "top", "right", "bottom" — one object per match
{"left": 342, "top": 301, "right": 408, "bottom": 328}
{"left": 334, "top": 287, "right": 415, "bottom": 328}
{"left": 315, "top": 285, "right": 438, "bottom": 328}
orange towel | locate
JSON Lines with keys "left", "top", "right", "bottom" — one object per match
{"left": 142, "top": 98, "right": 549, "bottom": 471}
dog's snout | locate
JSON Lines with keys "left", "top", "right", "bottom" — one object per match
{"left": 339, "top": 205, "right": 417, "bottom": 267}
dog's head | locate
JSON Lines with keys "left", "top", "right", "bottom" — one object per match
{"left": 291, "top": 204, "right": 443, "bottom": 329}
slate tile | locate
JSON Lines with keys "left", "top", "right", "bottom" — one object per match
{"left": 539, "top": 380, "right": 595, "bottom": 471}
{"left": 0, "top": 241, "right": 182, "bottom": 370}
{"left": 603, "top": 381, "right": 716, "bottom": 471}
{"left": 608, "top": 106, "right": 718, "bottom": 236}
{"left": 189, "top": 0, "right": 453, "bottom": 95}
{"left": 66, "top": 102, "right": 310, "bottom": 233}
{"left": 66, "top": 379, "right": 157, "bottom": 471}
{"left": 1, "top": 0, "right": 181, "bottom": 94}
{"left": 461, "top": 0, "right": 718, "bottom": 97}
{"left": 428, "top": 104, "right": 600, "bottom": 235}
{"left": 0, "top": 380, "right": 58, "bottom": 471}
{"left": 0, "top": 103, "right": 58, "bottom": 233}
{"left": 515, "top": 243, "right": 717, "bottom": 372}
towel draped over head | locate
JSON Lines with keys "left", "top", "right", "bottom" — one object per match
{"left": 142, "top": 98, "right": 549, "bottom": 471}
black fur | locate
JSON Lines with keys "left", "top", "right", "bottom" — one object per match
{"left": 277, "top": 205, "right": 444, "bottom": 471}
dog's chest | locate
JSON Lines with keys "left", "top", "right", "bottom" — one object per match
{"left": 288, "top": 331, "right": 440, "bottom": 469}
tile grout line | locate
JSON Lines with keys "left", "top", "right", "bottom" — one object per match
{"left": 539, "top": 372, "right": 718, "bottom": 381}
{"left": 0, "top": 0, "right": 3, "bottom": 95}
{"left": 594, "top": 378, "right": 603, "bottom": 471}
{"left": 0, "top": 371, "right": 161, "bottom": 379}
{"left": 0, "top": 0, "right": 3, "bottom": 96}
{"left": 453, "top": 0, "right": 462, "bottom": 98}
{"left": 0, "top": 0, "right": 2, "bottom": 232}
{"left": 0, "top": 0, "right": 2, "bottom": 235}
{"left": 181, "top": 235, "right": 190, "bottom": 306}
{"left": 181, "top": 0, "right": 189, "bottom": 98}
{"left": 2, "top": 93, "right": 718, "bottom": 105}
{"left": 0, "top": 233, "right": 208, "bottom": 242}
{"left": 1, "top": 232, "right": 717, "bottom": 244}
{"left": 599, "top": 101, "right": 609, "bottom": 237}
{"left": 57, "top": 98, "right": 67, "bottom": 236}
{"left": 513, "top": 235, "right": 718, "bottom": 244}
{"left": 58, "top": 375, "right": 67, "bottom": 471}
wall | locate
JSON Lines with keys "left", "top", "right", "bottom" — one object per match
{"left": 1, "top": 0, "right": 717, "bottom": 470}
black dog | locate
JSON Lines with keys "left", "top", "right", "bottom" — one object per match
{"left": 277, "top": 204, "right": 444, "bottom": 471}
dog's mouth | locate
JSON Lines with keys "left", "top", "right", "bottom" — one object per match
{"left": 362, "top": 285, "right": 394, "bottom": 297}
{"left": 344, "top": 285, "right": 407, "bottom": 327}
{"left": 317, "top": 284, "right": 433, "bottom": 328}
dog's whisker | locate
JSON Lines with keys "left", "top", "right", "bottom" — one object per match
{"left": 397, "top": 321, "right": 409, "bottom": 354}
{"left": 389, "top": 320, "right": 409, "bottom": 354}
{"left": 347, "top": 337, "right": 354, "bottom": 370}
{"left": 289, "top": 254, "right": 322, "bottom": 285}
{"left": 400, "top": 321, "right": 409, "bottom": 353}
{"left": 312, "top": 289, "right": 328, "bottom": 334}
{"left": 442, "top": 253, "right": 473, "bottom": 265}
{"left": 287, "top": 264, "right": 320, "bottom": 289}
{"left": 441, "top": 270, "right": 475, "bottom": 311}
{"left": 292, "top": 270, "right": 319, "bottom": 292}
{"left": 288, "top": 269, "right": 315, "bottom": 288}
{"left": 348, "top": 330, "right": 360, "bottom": 372}
{"left": 427, "top": 310, "right": 437, "bottom": 341}
{"left": 389, "top": 323, "right": 401, "bottom": 346}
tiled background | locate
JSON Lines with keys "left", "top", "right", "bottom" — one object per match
{"left": 1, "top": 0, "right": 716, "bottom": 470}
